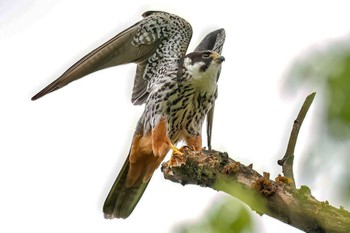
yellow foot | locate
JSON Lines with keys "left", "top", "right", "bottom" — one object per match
{"left": 168, "top": 142, "right": 183, "bottom": 156}
{"left": 168, "top": 142, "right": 185, "bottom": 166}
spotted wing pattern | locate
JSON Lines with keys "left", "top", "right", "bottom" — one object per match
{"left": 31, "top": 10, "right": 226, "bottom": 220}
{"left": 131, "top": 11, "right": 193, "bottom": 104}
{"left": 31, "top": 11, "right": 192, "bottom": 102}
{"left": 103, "top": 51, "right": 224, "bottom": 219}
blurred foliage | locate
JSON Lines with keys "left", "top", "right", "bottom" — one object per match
{"left": 174, "top": 198, "right": 254, "bottom": 233}
{"left": 284, "top": 36, "right": 350, "bottom": 206}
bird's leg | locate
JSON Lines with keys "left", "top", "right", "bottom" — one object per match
{"left": 167, "top": 140, "right": 185, "bottom": 166}
{"left": 167, "top": 141, "right": 183, "bottom": 156}
{"left": 152, "top": 118, "right": 172, "bottom": 157}
{"left": 168, "top": 134, "right": 203, "bottom": 166}
{"left": 185, "top": 134, "right": 203, "bottom": 151}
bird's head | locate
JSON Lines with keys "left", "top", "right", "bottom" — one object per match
{"left": 181, "top": 50, "right": 225, "bottom": 80}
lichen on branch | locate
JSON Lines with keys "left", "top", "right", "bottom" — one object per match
{"left": 161, "top": 150, "right": 350, "bottom": 233}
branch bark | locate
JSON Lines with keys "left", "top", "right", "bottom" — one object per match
{"left": 161, "top": 93, "right": 350, "bottom": 233}
{"left": 278, "top": 92, "right": 316, "bottom": 188}
{"left": 161, "top": 150, "right": 350, "bottom": 233}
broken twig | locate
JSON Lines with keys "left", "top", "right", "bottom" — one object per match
{"left": 278, "top": 92, "right": 316, "bottom": 188}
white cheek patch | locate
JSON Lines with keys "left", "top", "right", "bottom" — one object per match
{"left": 183, "top": 57, "right": 192, "bottom": 67}
{"left": 184, "top": 58, "right": 206, "bottom": 79}
{"left": 183, "top": 57, "right": 221, "bottom": 94}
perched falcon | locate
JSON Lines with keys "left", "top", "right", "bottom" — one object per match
{"left": 31, "top": 11, "right": 225, "bottom": 219}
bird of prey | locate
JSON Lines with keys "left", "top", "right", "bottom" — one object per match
{"left": 31, "top": 11, "right": 225, "bottom": 219}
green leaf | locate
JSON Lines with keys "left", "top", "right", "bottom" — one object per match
{"left": 174, "top": 198, "right": 254, "bottom": 233}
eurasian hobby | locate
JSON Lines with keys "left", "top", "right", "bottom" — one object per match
{"left": 31, "top": 11, "right": 225, "bottom": 219}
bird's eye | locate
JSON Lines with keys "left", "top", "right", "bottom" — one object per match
{"left": 202, "top": 52, "right": 210, "bottom": 58}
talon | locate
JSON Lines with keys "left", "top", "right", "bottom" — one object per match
{"left": 169, "top": 142, "right": 183, "bottom": 156}
{"left": 188, "top": 146, "right": 195, "bottom": 151}
{"left": 167, "top": 141, "right": 185, "bottom": 166}
{"left": 169, "top": 152, "right": 184, "bottom": 166}
{"left": 178, "top": 146, "right": 190, "bottom": 153}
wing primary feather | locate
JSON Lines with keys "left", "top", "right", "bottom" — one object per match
{"left": 193, "top": 28, "right": 225, "bottom": 149}
{"left": 194, "top": 28, "right": 225, "bottom": 54}
{"left": 32, "top": 11, "right": 193, "bottom": 101}
{"left": 206, "top": 104, "right": 215, "bottom": 150}
{"left": 31, "top": 23, "right": 142, "bottom": 101}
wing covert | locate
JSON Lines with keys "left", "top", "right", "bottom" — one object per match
{"left": 31, "top": 11, "right": 192, "bottom": 101}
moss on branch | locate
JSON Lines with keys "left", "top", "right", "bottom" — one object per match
{"left": 161, "top": 150, "right": 350, "bottom": 233}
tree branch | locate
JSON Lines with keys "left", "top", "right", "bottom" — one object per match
{"left": 278, "top": 92, "right": 316, "bottom": 188}
{"left": 161, "top": 93, "right": 350, "bottom": 233}
{"left": 161, "top": 150, "right": 350, "bottom": 233}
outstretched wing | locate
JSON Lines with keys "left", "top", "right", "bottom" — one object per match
{"left": 31, "top": 11, "right": 192, "bottom": 101}
{"left": 194, "top": 29, "right": 226, "bottom": 150}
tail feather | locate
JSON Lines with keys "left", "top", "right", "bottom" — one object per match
{"left": 103, "top": 118, "right": 166, "bottom": 219}
{"left": 103, "top": 153, "right": 150, "bottom": 219}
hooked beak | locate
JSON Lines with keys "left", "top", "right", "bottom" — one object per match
{"left": 215, "top": 55, "right": 225, "bottom": 64}
{"left": 210, "top": 52, "right": 225, "bottom": 64}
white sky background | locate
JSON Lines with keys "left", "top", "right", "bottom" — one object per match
{"left": 1, "top": 0, "right": 350, "bottom": 232}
